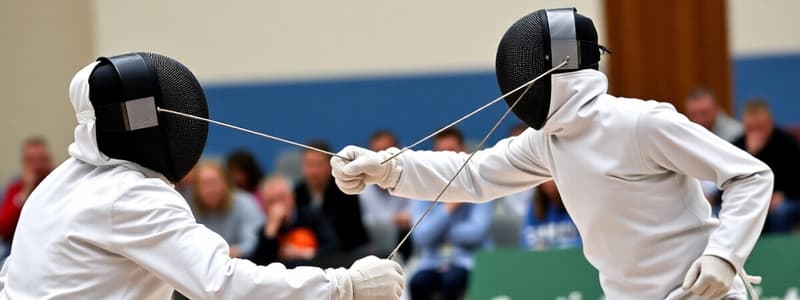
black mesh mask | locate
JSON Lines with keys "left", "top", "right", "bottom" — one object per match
{"left": 88, "top": 52, "right": 208, "bottom": 182}
{"left": 496, "top": 8, "right": 603, "bottom": 129}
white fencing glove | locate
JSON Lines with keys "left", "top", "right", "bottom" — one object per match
{"left": 330, "top": 255, "right": 404, "bottom": 300}
{"left": 682, "top": 255, "right": 736, "bottom": 299}
{"left": 330, "top": 146, "right": 403, "bottom": 194}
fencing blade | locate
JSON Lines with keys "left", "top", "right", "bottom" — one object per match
{"left": 157, "top": 107, "right": 349, "bottom": 160}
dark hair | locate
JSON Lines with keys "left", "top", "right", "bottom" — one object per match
{"left": 511, "top": 123, "right": 529, "bottom": 135}
{"left": 22, "top": 136, "right": 48, "bottom": 148}
{"left": 533, "top": 182, "right": 565, "bottom": 221}
{"left": 225, "top": 149, "right": 264, "bottom": 192}
{"left": 304, "top": 140, "right": 332, "bottom": 158}
{"left": 370, "top": 129, "right": 398, "bottom": 145}
{"left": 686, "top": 87, "right": 715, "bottom": 101}
{"left": 434, "top": 127, "right": 464, "bottom": 146}
{"left": 742, "top": 98, "right": 771, "bottom": 115}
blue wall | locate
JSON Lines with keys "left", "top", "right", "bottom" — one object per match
{"left": 203, "top": 53, "right": 800, "bottom": 173}
{"left": 733, "top": 53, "right": 800, "bottom": 124}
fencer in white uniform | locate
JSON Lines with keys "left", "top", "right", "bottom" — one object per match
{"left": 0, "top": 53, "right": 403, "bottom": 300}
{"left": 330, "top": 8, "right": 772, "bottom": 300}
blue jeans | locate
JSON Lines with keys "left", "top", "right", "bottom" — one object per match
{"left": 409, "top": 265, "right": 469, "bottom": 300}
{"left": 768, "top": 199, "right": 800, "bottom": 233}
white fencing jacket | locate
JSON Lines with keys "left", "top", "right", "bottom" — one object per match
{"left": 389, "top": 70, "right": 773, "bottom": 299}
{"left": 0, "top": 62, "right": 351, "bottom": 300}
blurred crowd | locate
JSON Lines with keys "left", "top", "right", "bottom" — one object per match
{"left": 1, "top": 92, "right": 798, "bottom": 300}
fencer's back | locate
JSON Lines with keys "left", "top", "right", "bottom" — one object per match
{"left": 0, "top": 159, "right": 174, "bottom": 299}
{"left": 531, "top": 71, "right": 764, "bottom": 298}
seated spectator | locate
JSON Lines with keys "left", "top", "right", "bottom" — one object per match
{"left": 294, "top": 140, "right": 369, "bottom": 252}
{"left": 358, "top": 130, "right": 412, "bottom": 258}
{"left": 249, "top": 175, "right": 338, "bottom": 265}
{"left": 0, "top": 137, "right": 53, "bottom": 246}
{"left": 190, "top": 162, "right": 264, "bottom": 257}
{"left": 684, "top": 87, "right": 743, "bottom": 142}
{"left": 521, "top": 181, "right": 581, "bottom": 250}
{"left": 409, "top": 202, "right": 493, "bottom": 300}
{"left": 733, "top": 99, "right": 800, "bottom": 233}
{"left": 409, "top": 127, "right": 494, "bottom": 300}
{"left": 226, "top": 149, "right": 264, "bottom": 197}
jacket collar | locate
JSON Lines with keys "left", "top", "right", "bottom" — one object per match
{"left": 540, "top": 69, "right": 608, "bottom": 137}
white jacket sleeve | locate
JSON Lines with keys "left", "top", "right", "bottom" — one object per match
{"left": 636, "top": 105, "right": 773, "bottom": 273}
{"left": 109, "top": 179, "right": 350, "bottom": 300}
{"left": 391, "top": 129, "right": 552, "bottom": 202}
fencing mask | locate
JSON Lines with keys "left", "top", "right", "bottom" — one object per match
{"left": 88, "top": 52, "right": 208, "bottom": 182}
{"left": 496, "top": 7, "right": 606, "bottom": 129}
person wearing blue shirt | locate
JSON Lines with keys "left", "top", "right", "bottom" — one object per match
{"left": 521, "top": 181, "right": 581, "bottom": 250}
{"left": 408, "top": 128, "right": 494, "bottom": 300}
{"left": 409, "top": 201, "right": 494, "bottom": 300}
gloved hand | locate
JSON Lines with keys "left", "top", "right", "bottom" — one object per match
{"left": 330, "top": 146, "right": 403, "bottom": 194}
{"left": 682, "top": 255, "right": 736, "bottom": 299}
{"left": 346, "top": 255, "right": 404, "bottom": 300}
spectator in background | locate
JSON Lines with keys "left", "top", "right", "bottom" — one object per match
{"left": 0, "top": 137, "right": 53, "bottom": 246}
{"left": 684, "top": 87, "right": 743, "bottom": 142}
{"left": 358, "top": 130, "right": 412, "bottom": 258}
{"left": 495, "top": 123, "right": 535, "bottom": 218}
{"left": 226, "top": 149, "right": 265, "bottom": 197}
{"left": 295, "top": 140, "right": 369, "bottom": 252}
{"left": 733, "top": 99, "right": 800, "bottom": 233}
{"left": 191, "top": 162, "right": 264, "bottom": 257}
{"left": 685, "top": 88, "right": 742, "bottom": 213}
{"left": 249, "top": 175, "right": 338, "bottom": 265}
{"left": 521, "top": 181, "right": 581, "bottom": 250}
{"left": 409, "top": 128, "right": 494, "bottom": 300}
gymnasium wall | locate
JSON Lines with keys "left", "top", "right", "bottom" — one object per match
{"left": 728, "top": 0, "right": 800, "bottom": 120}
{"left": 0, "top": 0, "right": 798, "bottom": 180}
{"left": 91, "top": 0, "right": 608, "bottom": 174}
{"left": 0, "top": 0, "right": 93, "bottom": 183}
{"left": 89, "top": 1, "right": 606, "bottom": 82}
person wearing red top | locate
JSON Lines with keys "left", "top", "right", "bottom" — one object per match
{"left": 0, "top": 137, "right": 53, "bottom": 243}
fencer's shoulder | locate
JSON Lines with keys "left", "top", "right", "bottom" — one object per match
{"left": 503, "top": 127, "right": 547, "bottom": 149}
{"left": 604, "top": 95, "right": 676, "bottom": 112}
{"left": 633, "top": 100, "right": 689, "bottom": 135}
{"left": 113, "top": 171, "right": 190, "bottom": 214}
{"left": 518, "top": 127, "right": 544, "bottom": 139}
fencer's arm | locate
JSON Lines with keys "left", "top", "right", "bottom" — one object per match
{"left": 637, "top": 106, "right": 773, "bottom": 274}
{"left": 108, "top": 182, "right": 351, "bottom": 300}
{"left": 391, "top": 130, "right": 552, "bottom": 202}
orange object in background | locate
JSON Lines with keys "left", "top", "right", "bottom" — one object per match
{"left": 279, "top": 228, "right": 318, "bottom": 259}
